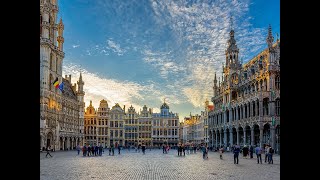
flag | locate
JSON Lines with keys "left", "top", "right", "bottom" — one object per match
{"left": 53, "top": 78, "right": 59, "bottom": 88}
{"left": 58, "top": 82, "right": 64, "bottom": 92}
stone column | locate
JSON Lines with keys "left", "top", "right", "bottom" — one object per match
{"left": 251, "top": 128, "right": 254, "bottom": 146}
{"left": 229, "top": 130, "right": 233, "bottom": 147}
{"left": 215, "top": 131, "right": 218, "bottom": 148}
{"left": 219, "top": 131, "right": 222, "bottom": 147}
{"left": 212, "top": 130, "right": 214, "bottom": 147}
{"left": 236, "top": 128, "right": 239, "bottom": 145}
{"left": 271, "top": 126, "right": 276, "bottom": 149}
{"left": 259, "top": 100, "right": 263, "bottom": 119}
{"left": 62, "top": 138, "right": 65, "bottom": 150}
{"left": 259, "top": 127, "right": 263, "bottom": 147}
{"left": 243, "top": 128, "right": 246, "bottom": 145}
{"left": 223, "top": 129, "right": 227, "bottom": 147}
{"left": 229, "top": 109, "right": 233, "bottom": 122}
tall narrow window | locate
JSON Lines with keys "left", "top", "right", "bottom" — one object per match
{"left": 275, "top": 76, "right": 280, "bottom": 90}
{"left": 50, "top": 53, "right": 53, "bottom": 70}
{"left": 275, "top": 99, "right": 280, "bottom": 116}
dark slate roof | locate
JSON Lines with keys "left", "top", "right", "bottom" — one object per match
{"left": 62, "top": 78, "right": 77, "bottom": 101}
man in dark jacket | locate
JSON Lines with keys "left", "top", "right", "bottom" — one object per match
{"left": 249, "top": 145, "right": 254, "bottom": 158}
{"left": 233, "top": 144, "right": 240, "bottom": 164}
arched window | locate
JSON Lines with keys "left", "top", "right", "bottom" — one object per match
{"left": 275, "top": 76, "right": 280, "bottom": 90}
{"left": 264, "top": 79, "right": 268, "bottom": 91}
{"left": 275, "top": 99, "right": 280, "bottom": 116}
{"left": 49, "top": 74, "right": 53, "bottom": 90}
{"left": 50, "top": 53, "right": 53, "bottom": 70}
{"left": 55, "top": 57, "right": 59, "bottom": 73}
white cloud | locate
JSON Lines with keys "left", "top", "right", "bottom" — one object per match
{"left": 146, "top": 0, "right": 268, "bottom": 107}
{"left": 72, "top": 44, "right": 80, "bottom": 48}
{"left": 106, "top": 39, "right": 126, "bottom": 56}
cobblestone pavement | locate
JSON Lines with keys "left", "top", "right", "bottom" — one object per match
{"left": 40, "top": 149, "right": 280, "bottom": 180}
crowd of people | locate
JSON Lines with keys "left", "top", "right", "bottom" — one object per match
{"left": 43, "top": 142, "right": 276, "bottom": 165}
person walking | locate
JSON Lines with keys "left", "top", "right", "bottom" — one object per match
{"left": 118, "top": 144, "right": 121, "bottom": 155}
{"left": 112, "top": 144, "right": 115, "bottom": 156}
{"left": 201, "top": 145, "right": 207, "bottom": 159}
{"left": 268, "top": 146, "right": 274, "bottom": 164}
{"left": 76, "top": 144, "right": 81, "bottom": 155}
{"left": 249, "top": 145, "right": 254, "bottom": 158}
{"left": 243, "top": 145, "right": 249, "bottom": 158}
{"left": 87, "top": 145, "right": 91, "bottom": 156}
{"left": 142, "top": 143, "right": 146, "bottom": 154}
{"left": 109, "top": 145, "right": 112, "bottom": 156}
{"left": 45, "top": 146, "right": 53, "bottom": 158}
{"left": 91, "top": 145, "right": 95, "bottom": 156}
{"left": 264, "top": 145, "right": 270, "bottom": 163}
{"left": 219, "top": 146, "right": 224, "bottom": 159}
{"left": 82, "top": 144, "right": 87, "bottom": 156}
{"left": 255, "top": 145, "right": 263, "bottom": 164}
{"left": 182, "top": 144, "right": 185, "bottom": 156}
{"left": 233, "top": 144, "right": 240, "bottom": 164}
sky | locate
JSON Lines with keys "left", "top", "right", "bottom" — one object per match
{"left": 58, "top": 0, "right": 280, "bottom": 122}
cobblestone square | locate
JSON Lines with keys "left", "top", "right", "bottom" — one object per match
{"left": 40, "top": 149, "right": 280, "bottom": 180}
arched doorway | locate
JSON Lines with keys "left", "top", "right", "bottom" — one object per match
{"left": 232, "top": 127, "right": 237, "bottom": 145}
{"left": 244, "top": 125, "right": 251, "bottom": 145}
{"left": 253, "top": 124, "right": 260, "bottom": 146}
{"left": 226, "top": 128, "right": 230, "bottom": 147}
{"left": 238, "top": 127, "right": 244, "bottom": 146}
{"left": 221, "top": 129, "right": 225, "bottom": 147}
{"left": 64, "top": 137, "right": 68, "bottom": 150}
{"left": 263, "top": 123, "right": 271, "bottom": 145}
{"left": 46, "top": 132, "right": 53, "bottom": 148}
{"left": 217, "top": 130, "right": 221, "bottom": 148}
{"left": 59, "top": 137, "right": 63, "bottom": 150}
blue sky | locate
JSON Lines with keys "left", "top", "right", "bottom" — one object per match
{"left": 58, "top": 0, "right": 280, "bottom": 121}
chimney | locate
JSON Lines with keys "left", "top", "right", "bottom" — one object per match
{"left": 123, "top": 105, "right": 125, "bottom": 112}
{"left": 69, "top": 75, "right": 71, "bottom": 82}
{"left": 65, "top": 75, "right": 68, "bottom": 80}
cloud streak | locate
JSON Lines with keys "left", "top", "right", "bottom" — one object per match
{"left": 62, "top": 62, "right": 178, "bottom": 115}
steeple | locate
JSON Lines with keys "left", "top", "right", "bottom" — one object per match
{"left": 225, "top": 17, "right": 239, "bottom": 70}
{"left": 77, "top": 73, "right": 85, "bottom": 103}
{"left": 57, "top": 18, "right": 64, "bottom": 51}
{"left": 213, "top": 72, "right": 218, "bottom": 97}
{"left": 266, "top": 24, "right": 274, "bottom": 49}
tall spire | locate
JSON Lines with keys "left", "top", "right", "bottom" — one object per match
{"left": 266, "top": 24, "right": 274, "bottom": 49}
{"left": 79, "top": 72, "right": 83, "bottom": 82}
{"left": 230, "top": 16, "right": 234, "bottom": 31}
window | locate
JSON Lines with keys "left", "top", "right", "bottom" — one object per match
{"left": 49, "top": 74, "right": 53, "bottom": 90}
{"left": 275, "top": 76, "right": 280, "bottom": 90}
{"left": 275, "top": 99, "right": 280, "bottom": 116}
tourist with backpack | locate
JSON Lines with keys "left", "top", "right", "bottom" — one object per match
{"left": 268, "top": 146, "right": 274, "bottom": 164}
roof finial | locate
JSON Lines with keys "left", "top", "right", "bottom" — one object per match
{"left": 230, "top": 16, "right": 234, "bottom": 30}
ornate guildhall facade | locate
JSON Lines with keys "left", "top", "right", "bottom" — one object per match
{"left": 208, "top": 25, "right": 280, "bottom": 153}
